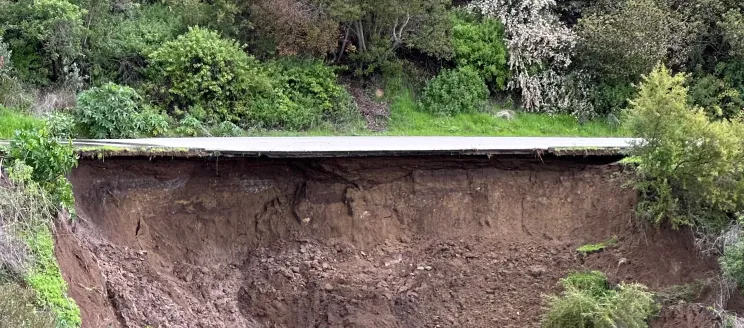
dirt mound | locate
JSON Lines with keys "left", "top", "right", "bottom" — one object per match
{"left": 56, "top": 156, "right": 733, "bottom": 327}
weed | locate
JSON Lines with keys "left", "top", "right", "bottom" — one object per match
{"left": 542, "top": 271, "right": 656, "bottom": 328}
{"left": 576, "top": 236, "right": 618, "bottom": 255}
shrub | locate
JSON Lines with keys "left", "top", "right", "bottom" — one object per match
{"left": 623, "top": 64, "right": 744, "bottom": 229}
{"left": 721, "top": 236, "right": 744, "bottom": 288}
{"left": 688, "top": 73, "right": 744, "bottom": 120}
{"left": 575, "top": 0, "right": 689, "bottom": 113}
{"left": 0, "top": 0, "right": 86, "bottom": 86}
{"left": 248, "top": 0, "right": 338, "bottom": 58}
{"left": 74, "top": 83, "right": 144, "bottom": 139}
{"left": 420, "top": 67, "right": 489, "bottom": 116}
{"left": 8, "top": 128, "right": 77, "bottom": 213}
{"left": 5, "top": 129, "right": 81, "bottom": 327}
{"left": 87, "top": 4, "right": 186, "bottom": 84}
{"left": 258, "top": 58, "right": 354, "bottom": 129}
{"left": 212, "top": 121, "right": 243, "bottom": 137}
{"left": 0, "top": 283, "right": 56, "bottom": 328}
{"left": 542, "top": 271, "right": 656, "bottom": 328}
{"left": 451, "top": 9, "right": 509, "bottom": 90}
{"left": 469, "top": 0, "right": 577, "bottom": 112}
{"left": 174, "top": 114, "right": 205, "bottom": 137}
{"left": 43, "top": 112, "right": 76, "bottom": 139}
{"left": 148, "top": 27, "right": 274, "bottom": 123}
{"left": 139, "top": 108, "right": 171, "bottom": 137}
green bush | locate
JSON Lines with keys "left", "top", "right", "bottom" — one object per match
{"left": 147, "top": 27, "right": 273, "bottom": 123}
{"left": 87, "top": 4, "right": 186, "bottom": 84}
{"left": 688, "top": 73, "right": 744, "bottom": 120}
{"left": 451, "top": 10, "right": 509, "bottom": 90}
{"left": 623, "top": 64, "right": 744, "bottom": 228}
{"left": 139, "top": 107, "right": 171, "bottom": 137}
{"left": 43, "top": 112, "right": 76, "bottom": 139}
{"left": 721, "top": 235, "right": 744, "bottom": 287}
{"left": 212, "top": 121, "right": 243, "bottom": 137}
{"left": 0, "top": 0, "right": 86, "bottom": 86}
{"left": 174, "top": 114, "right": 205, "bottom": 137}
{"left": 586, "top": 82, "right": 638, "bottom": 117}
{"left": 542, "top": 271, "right": 656, "bottom": 328}
{"left": 8, "top": 128, "right": 77, "bottom": 213}
{"left": 0, "top": 283, "right": 56, "bottom": 328}
{"left": 258, "top": 58, "right": 355, "bottom": 129}
{"left": 74, "top": 83, "right": 145, "bottom": 139}
{"left": 420, "top": 67, "right": 489, "bottom": 116}
{"left": 6, "top": 129, "right": 81, "bottom": 327}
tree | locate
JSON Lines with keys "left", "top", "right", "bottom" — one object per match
{"left": 247, "top": 0, "right": 339, "bottom": 58}
{"left": 317, "top": 0, "right": 454, "bottom": 74}
{"left": 0, "top": 0, "right": 87, "bottom": 86}
{"left": 577, "top": 0, "right": 686, "bottom": 84}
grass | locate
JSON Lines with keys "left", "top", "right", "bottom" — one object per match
{"left": 576, "top": 236, "right": 619, "bottom": 255}
{"left": 0, "top": 106, "right": 42, "bottom": 139}
{"left": 384, "top": 91, "right": 628, "bottom": 137}
{"left": 0, "top": 91, "right": 627, "bottom": 139}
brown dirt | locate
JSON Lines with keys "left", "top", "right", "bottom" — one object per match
{"left": 56, "top": 155, "right": 738, "bottom": 328}
{"left": 649, "top": 303, "right": 721, "bottom": 328}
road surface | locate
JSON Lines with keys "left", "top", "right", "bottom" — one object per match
{"left": 61, "top": 136, "right": 638, "bottom": 158}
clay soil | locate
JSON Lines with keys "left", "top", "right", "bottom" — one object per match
{"left": 55, "top": 155, "right": 735, "bottom": 327}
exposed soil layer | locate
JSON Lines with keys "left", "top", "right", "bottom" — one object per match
{"left": 649, "top": 303, "right": 721, "bottom": 328}
{"left": 57, "top": 155, "right": 735, "bottom": 327}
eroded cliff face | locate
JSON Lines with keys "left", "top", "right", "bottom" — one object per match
{"left": 55, "top": 156, "right": 724, "bottom": 327}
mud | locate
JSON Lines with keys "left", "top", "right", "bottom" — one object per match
{"left": 56, "top": 156, "right": 734, "bottom": 327}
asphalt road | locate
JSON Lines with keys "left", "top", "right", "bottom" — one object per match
{"left": 67, "top": 136, "right": 638, "bottom": 157}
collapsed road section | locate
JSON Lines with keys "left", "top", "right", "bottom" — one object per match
{"left": 49, "top": 137, "right": 731, "bottom": 327}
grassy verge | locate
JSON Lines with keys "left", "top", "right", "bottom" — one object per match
{"left": 0, "top": 106, "right": 42, "bottom": 139}
{"left": 0, "top": 95, "right": 625, "bottom": 138}
{"left": 240, "top": 90, "right": 626, "bottom": 137}
{"left": 385, "top": 90, "right": 627, "bottom": 137}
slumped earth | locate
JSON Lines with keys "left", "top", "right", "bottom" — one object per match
{"left": 55, "top": 156, "right": 737, "bottom": 327}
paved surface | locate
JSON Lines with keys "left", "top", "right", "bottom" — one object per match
{"left": 68, "top": 136, "right": 637, "bottom": 157}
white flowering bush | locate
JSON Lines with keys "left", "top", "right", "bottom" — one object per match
{"left": 469, "top": 0, "right": 578, "bottom": 112}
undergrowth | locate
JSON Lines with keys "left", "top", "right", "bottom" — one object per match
{"left": 0, "top": 127, "right": 81, "bottom": 327}
{"left": 0, "top": 283, "right": 56, "bottom": 328}
{"left": 542, "top": 271, "right": 656, "bottom": 328}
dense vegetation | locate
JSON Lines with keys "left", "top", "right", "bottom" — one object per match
{"left": 0, "top": 126, "right": 80, "bottom": 327}
{"left": 15, "top": 0, "right": 744, "bottom": 137}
